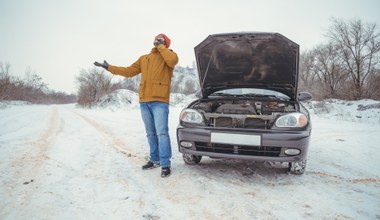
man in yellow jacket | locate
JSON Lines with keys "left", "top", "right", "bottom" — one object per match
{"left": 94, "top": 34, "right": 179, "bottom": 177}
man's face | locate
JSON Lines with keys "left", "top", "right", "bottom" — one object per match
{"left": 154, "top": 35, "right": 166, "bottom": 46}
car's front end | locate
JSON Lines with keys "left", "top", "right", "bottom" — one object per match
{"left": 176, "top": 32, "right": 312, "bottom": 174}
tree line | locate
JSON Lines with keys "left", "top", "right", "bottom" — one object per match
{"left": 0, "top": 62, "right": 76, "bottom": 104}
{"left": 298, "top": 18, "right": 380, "bottom": 100}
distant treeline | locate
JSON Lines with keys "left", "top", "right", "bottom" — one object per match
{"left": 0, "top": 62, "right": 76, "bottom": 104}
{"left": 298, "top": 18, "right": 380, "bottom": 100}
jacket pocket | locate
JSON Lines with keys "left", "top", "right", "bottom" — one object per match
{"left": 152, "top": 80, "right": 169, "bottom": 98}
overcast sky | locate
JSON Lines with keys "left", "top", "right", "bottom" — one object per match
{"left": 1, "top": 0, "right": 379, "bottom": 93}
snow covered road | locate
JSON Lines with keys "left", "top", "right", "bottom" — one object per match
{"left": 0, "top": 103, "right": 379, "bottom": 219}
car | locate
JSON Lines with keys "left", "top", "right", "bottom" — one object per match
{"left": 176, "top": 32, "right": 312, "bottom": 175}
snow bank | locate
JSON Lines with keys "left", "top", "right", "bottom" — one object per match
{"left": 307, "top": 99, "right": 380, "bottom": 124}
{"left": 0, "top": 101, "right": 31, "bottom": 109}
{"left": 94, "top": 89, "right": 139, "bottom": 110}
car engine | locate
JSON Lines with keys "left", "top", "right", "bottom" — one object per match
{"left": 192, "top": 99, "right": 297, "bottom": 129}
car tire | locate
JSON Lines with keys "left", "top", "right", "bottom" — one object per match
{"left": 288, "top": 160, "right": 306, "bottom": 175}
{"left": 182, "top": 154, "right": 202, "bottom": 165}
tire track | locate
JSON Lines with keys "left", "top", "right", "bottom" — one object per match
{"left": 7, "top": 106, "right": 64, "bottom": 204}
{"left": 69, "top": 109, "right": 144, "bottom": 165}
{"left": 68, "top": 109, "right": 221, "bottom": 219}
{"left": 13, "top": 106, "right": 63, "bottom": 179}
{"left": 309, "top": 171, "right": 380, "bottom": 187}
{"left": 65, "top": 110, "right": 183, "bottom": 218}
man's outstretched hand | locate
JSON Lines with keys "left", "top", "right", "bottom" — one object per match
{"left": 94, "top": 60, "right": 109, "bottom": 70}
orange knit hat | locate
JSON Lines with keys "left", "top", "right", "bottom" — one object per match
{"left": 160, "top": 33, "right": 171, "bottom": 48}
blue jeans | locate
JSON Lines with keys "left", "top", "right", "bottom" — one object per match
{"left": 140, "top": 102, "right": 172, "bottom": 168}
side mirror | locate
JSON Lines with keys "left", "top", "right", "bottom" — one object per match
{"left": 298, "top": 92, "right": 312, "bottom": 101}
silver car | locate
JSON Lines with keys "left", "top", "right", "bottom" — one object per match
{"left": 176, "top": 32, "right": 312, "bottom": 175}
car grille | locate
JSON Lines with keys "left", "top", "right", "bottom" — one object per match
{"left": 195, "top": 142, "right": 281, "bottom": 157}
{"left": 212, "top": 117, "right": 269, "bottom": 129}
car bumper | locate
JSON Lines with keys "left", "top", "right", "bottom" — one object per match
{"left": 177, "top": 126, "right": 311, "bottom": 162}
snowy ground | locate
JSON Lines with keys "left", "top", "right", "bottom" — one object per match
{"left": 0, "top": 97, "right": 380, "bottom": 220}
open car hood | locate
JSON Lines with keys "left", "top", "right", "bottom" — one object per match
{"left": 194, "top": 32, "right": 299, "bottom": 100}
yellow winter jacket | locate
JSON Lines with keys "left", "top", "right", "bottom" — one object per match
{"left": 107, "top": 44, "right": 179, "bottom": 103}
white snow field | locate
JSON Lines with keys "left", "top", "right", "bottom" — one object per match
{"left": 0, "top": 97, "right": 379, "bottom": 220}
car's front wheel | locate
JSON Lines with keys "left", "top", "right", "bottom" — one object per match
{"left": 288, "top": 160, "right": 307, "bottom": 175}
{"left": 183, "top": 154, "right": 202, "bottom": 165}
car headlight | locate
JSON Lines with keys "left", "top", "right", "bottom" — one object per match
{"left": 275, "top": 113, "right": 308, "bottom": 128}
{"left": 179, "top": 109, "right": 204, "bottom": 124}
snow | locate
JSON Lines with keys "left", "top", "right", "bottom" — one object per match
{"left": 1, "top": 93, "right": 380, "bottom": 219}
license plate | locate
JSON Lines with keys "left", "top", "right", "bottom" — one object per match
{"left": 211, "top": 132, "right": 261, "bottom": 146}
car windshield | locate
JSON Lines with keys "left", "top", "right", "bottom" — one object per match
{"left": 211, "top": 88, "right": 290, "bottom": 100}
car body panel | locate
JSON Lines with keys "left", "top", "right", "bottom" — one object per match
{"left": 177, "top": 123, "right": 311, "bottom": 162}
{"left": 194, "top": 32, "right": 299, "bottom": 100}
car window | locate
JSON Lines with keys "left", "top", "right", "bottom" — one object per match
{"left": 212, "top": 88, "right": 290, "bottom": 100}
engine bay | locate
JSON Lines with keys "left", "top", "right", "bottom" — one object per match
{"left": 191, "top": 99, "right": 297, "bottom": 129}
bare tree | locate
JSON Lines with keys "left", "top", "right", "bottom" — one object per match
{"left": 76, "top": 67, "right": 116, "bottom": 107}
{"left": 122, "top": 75, "right": 140, "bottom": 92}
{"left": 24, "top": 67, "right": 48, "bottom": 92}
{"left": 299, "top": 51, "right": 318, "bottom": 95}
{"left": 170, "top": 66, "right": 200, "bottom": 94}
{"left": 365, "top": 68, "right": 380, "bottom": 99}
{"left": 326, "top": 18, "right": 380, "bottom": 99}
{"left": 170, "top": 75, "right": 184, "bottom": 93}
{"left": 0, "top": 62, "right": 13, "bottom": 100}
{"left": 181, "top": 79, "right": 199, "bottom": 95}
{"left": 311, "top": 43, "right": 348, "bottom": 98}
{"left": 22, "top": 68, "right": 49, "bottom": 103}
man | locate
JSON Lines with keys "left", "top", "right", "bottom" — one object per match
{"left": 94, "top": 34, "right": 179, "bottom": 178}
